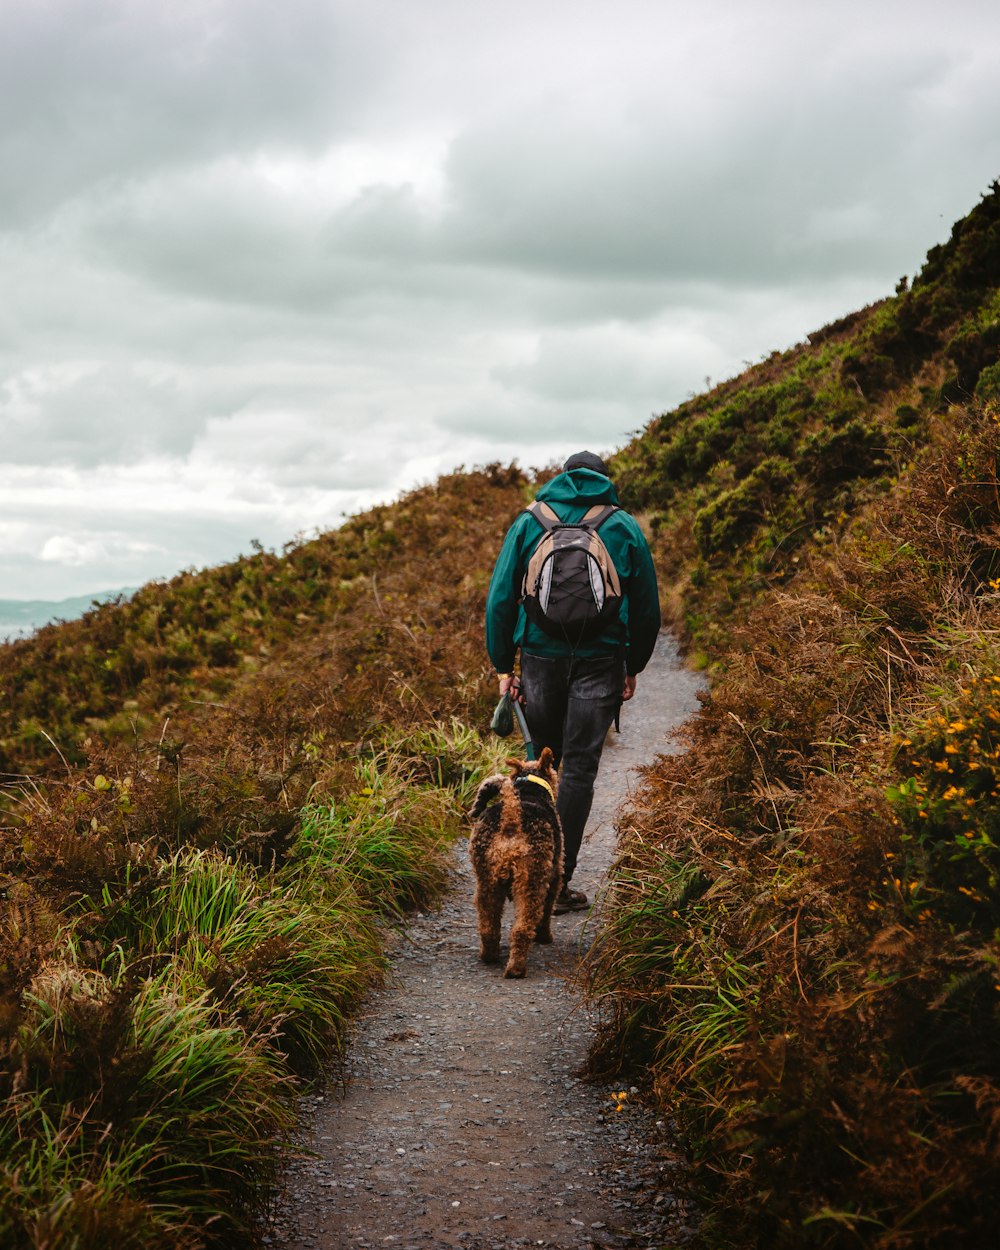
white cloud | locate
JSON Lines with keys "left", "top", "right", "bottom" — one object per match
{"left": 39, "top": 534, "right": 156, "bottom": 568}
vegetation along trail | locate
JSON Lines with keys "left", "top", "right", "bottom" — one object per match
{"left": 272, "top": 633, "right": 706, "bottom": 1250}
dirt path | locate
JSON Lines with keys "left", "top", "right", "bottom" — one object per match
{"left": 270, "top": 634, "right": 705, "bottom": 1250}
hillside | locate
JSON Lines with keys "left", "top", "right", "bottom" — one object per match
{"left": 0, "top": 468, "right": 527, "bottom": 1247}
{"left": 614, "top": 181, "right": 999, "bottom": 657}
{"left": 1, "top": 182, "right": 998, "bottom": 1248}
{"left": 589, "top": 182, "right": 1000, "bottom": 1247}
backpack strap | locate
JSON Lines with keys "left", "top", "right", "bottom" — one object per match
{"left": 526, "top": 500, "right": 561, "bottom": 530}
{"left": 581, "top": 504, "right": 619, "bottom": 530}
{"left": 527, "top": 501, "right": 618, "bottom": 530}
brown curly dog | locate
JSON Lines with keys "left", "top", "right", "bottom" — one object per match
{"left": 468, "top": 747, "right": 564, "bottom": 979}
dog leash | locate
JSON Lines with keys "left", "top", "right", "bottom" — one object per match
{"left": 511, "top": 698, "right": 537, "bottom": 761}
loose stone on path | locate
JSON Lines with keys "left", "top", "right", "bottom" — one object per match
{"left": 271, "top": 634, "right": 705, "bottom": 1249}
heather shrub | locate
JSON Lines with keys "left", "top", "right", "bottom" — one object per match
{"left": 587, "top": 395, "right": 1000, "bottom": 1248}
{"left": 975, "top": 360, "right": 1000, "bottom": 404}
{"left": 888, "top": 670, "right": 1000, "bottom": 926}
{"left": 692, "top": 456, "right": 796, "bottom": 555}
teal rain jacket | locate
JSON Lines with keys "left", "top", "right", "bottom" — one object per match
{"left": 485, "top": 468, "right": 661, "bottom": 676}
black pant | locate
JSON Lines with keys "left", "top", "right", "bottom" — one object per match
{"left": 518, "top": 652, "right": 624, "bottom": 885}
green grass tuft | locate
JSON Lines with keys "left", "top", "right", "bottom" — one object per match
{"left": 1, "top": 724, "right": 500, "bottom": 1246}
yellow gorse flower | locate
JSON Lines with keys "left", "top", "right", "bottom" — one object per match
{"left": 610, "top": 1090, "right": 629, "bottom": 1113}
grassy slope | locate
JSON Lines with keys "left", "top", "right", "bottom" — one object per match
{"left": 0, "top": 467, "right": 527, "bottom": 1247}
{"left": 587, "top": 183, "right": 1000, "bottom": 1247}
{"left": 1, "top": 465, "right": 528, "bottom": 776}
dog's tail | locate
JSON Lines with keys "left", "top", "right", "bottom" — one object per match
{"left": 470, "top": 774, "right": 504, "bottom": 821}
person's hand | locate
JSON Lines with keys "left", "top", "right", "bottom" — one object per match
{"left": 623, "top": 673, "right": 637, "bottom": 701}
{"left": 499, "top": 673, "right": 521, "bottom": 702}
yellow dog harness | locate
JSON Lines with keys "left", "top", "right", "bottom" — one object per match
{"left": 521, "top": 774, "right": 554, "bottom": 802}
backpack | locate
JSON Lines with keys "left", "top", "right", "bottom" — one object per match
{"left": 520, "top": 501, "right": 623, "bottom": 643}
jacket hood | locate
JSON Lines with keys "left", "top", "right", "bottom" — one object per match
{"left": 536, "top": 467, "right": 620, "bottom": 508}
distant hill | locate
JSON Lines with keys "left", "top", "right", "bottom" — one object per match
{"left": 0, "top": 588, "right": 136, "bottom": 640}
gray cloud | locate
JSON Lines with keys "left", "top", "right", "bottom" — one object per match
{"left": 437, "top": 60, "right": 997, "bottom": 290}
{"left": 492, "top": 324, "right": 711, "bottom": 409}
{"left": 0, "top": 362, "right": 215, "bottom": 466}
{"left": 0, "top": 0, "right": 377, "bottom": 226}
{"left": 1, "top": 0, "right": 998, "bottom": 599}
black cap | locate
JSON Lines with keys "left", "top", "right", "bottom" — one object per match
{"left": 563, "top": 450, "right": 610, "bottom": 477}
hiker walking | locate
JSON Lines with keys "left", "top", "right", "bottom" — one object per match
{"left": 485, "top": 450, "right": 661, "bottom": 912}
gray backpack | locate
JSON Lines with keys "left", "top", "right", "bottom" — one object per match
{"left": 520, "top": 501, "right": 623, "bottom": 643}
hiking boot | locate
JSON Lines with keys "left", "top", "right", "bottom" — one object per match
{"left": 553, "top": 885, "right": 589, "bottom": 914}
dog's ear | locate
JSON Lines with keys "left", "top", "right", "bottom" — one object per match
{"left": 506, "top": 756, "right": 525, "bottom": 775}
{"left": 537, "top": 746, "right": 554, "bottom": 772}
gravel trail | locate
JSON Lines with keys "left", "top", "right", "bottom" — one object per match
{"left": 271, "top": 634, "right": 705, "bottom": 1250}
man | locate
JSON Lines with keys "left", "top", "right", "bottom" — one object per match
{"left": 485, "top": 450, "right": 661, "bottom": 912}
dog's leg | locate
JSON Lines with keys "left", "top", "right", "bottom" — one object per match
{"left": 505, "top": 863, "right": 548, "bottom": 978}
{"left": 535, "top": 857, "right": 561, "bottom": 944}
{"left": 536, "top": 823, "right": 564, "bottom": 944}
{"left": 475, "top": 878, "right": 505, "bottom": 964}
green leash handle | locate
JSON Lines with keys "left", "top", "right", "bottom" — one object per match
{"left": 511, "top": 699, "right": 536, "bottom": 761}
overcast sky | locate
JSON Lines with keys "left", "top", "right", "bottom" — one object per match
{"left": 2, "top": 0, "right": 998, "bottom": 599}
